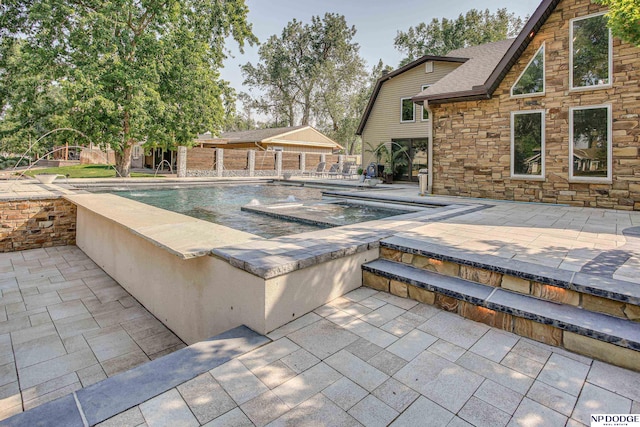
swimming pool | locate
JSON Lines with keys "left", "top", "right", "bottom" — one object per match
{"left": 107, "top": 184, "right": 406, "bottom": 238}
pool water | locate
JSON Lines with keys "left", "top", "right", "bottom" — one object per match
{"left": 108, "top": 185, "right": 406, "bottom": 238}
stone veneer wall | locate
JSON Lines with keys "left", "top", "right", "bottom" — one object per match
{"left": 431, "top": 0, "right": 640, "bottom": 210}
{"left": 0, "top": 198, "right": 76, "bottom": 252}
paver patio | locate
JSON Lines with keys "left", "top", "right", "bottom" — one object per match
{"left": 94, "top": 286, "right": 638, "bottom": 427}
{"left": 0, "top": 246, "right": 185, "bottom": 420}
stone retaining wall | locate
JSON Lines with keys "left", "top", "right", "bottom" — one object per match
{"left": 0, "top": 198, "right": 76, "bottom": 252}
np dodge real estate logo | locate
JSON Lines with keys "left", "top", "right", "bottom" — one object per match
{"left": 592, "top": 414, "right": 640, "bottom": 427}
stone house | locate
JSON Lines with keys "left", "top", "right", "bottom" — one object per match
{"left": 410, "top": 0, "right": 640, "bottom": 210}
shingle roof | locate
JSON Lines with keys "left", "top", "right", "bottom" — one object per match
{"left": 415, "top": 39, "right": 515, "bottom": 99}
{"left": 413, "top": 0, "right": 561, "bottom": 104}
{"left": 197, "top": 125, "right": 343, "bottom": 149}
{"left": 198, "top": 126, "right": 308, "bottom": 142}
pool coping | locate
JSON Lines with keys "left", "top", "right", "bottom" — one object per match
{"left": 212, "top": 203, "right": 488, "bottom": 279}
{"left": 240, "top": 198, "right": 429, "bottom": 228}
{"left": 63, "top": 185, "right": 487, "bottom": 275}
{"left": 64, "top": 193, "right": 260, "bottom": 259}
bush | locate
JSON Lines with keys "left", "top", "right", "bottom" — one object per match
{"left": 0, "top": 156, "right": 31, "bottom": 170}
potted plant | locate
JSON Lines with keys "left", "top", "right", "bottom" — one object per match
{"left": 364, "top": 141, "right": 409, "bottom": 184}
{"left": 357, "top": 168, "right": 365, "bottom": 183}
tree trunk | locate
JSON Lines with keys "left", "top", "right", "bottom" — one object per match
{"left": 301, "top": 92, "right": 311, "bottom": 125}
{"left": 115, "top": 142, "right": 133, "bottom": 177}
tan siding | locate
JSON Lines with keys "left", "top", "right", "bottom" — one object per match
{"left": 274, "top": 128, "right": 336, "bottom": 145}
{"left": 262, "top": 144, "right": 332, "bottom": 154}
{"left": 362, "top": 61, "right": 461, "bottom": 165}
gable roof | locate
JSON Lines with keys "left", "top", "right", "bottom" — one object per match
{"left": 413, "top": 0, "right": 561, "bottom": 104}
{"left": 198, "top": 125, "right": 343, "bottom": 149}
{"left": 414, "top": 39, "right": 515, "bottom": 102}
{"left": 200, "top": 126, "right": 307, "bottom": 142}
{"left": 355, "top": 55, "right": 468, "bottom": 135}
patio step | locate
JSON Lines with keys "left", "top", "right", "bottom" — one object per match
{"left": 362, "top": 259, "right": 640, "bottom": 371}
{"left": 379, "top": 236, "right": 640, "bottom": 322}
{"left": 2, "top": 326, "right": 270, "bottom": 427}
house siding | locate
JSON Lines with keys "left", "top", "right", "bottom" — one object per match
{"left": 362, "top": 61, "right": 461, "bottom": 165}
{"left": 431, "top": 0, "right": 640, "bottom": 210}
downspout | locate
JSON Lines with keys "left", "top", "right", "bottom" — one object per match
{"left": 427, "top": 101, "right": 433, "bottom": 194}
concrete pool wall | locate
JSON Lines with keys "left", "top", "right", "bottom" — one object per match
{"left": 66, "top": 193, "right": 378, "bottom": 344}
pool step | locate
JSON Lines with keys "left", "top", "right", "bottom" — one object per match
{"left": 379, "top": 236, "right": 640, "bottom": 322}
{"left": 3, "top": 326, "right": 270, "bottom": 427}
{"left": 362, "top": 259, "right": 640, "bottom": 372}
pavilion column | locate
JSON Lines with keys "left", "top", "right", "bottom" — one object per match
{"left": 177, "top": 146, "right": 187, "bottom": 178}
{"left": 216, "top": 148, "right": 224, "bottom": 177}
{"left": 248, "top": 150, "right": 256, "bottom": 177}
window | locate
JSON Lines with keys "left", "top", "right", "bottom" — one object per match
{"left": 512, "top": 43, "right": 545, "bottom": 97}
{"left": 511, "top": 111, "right": 545, "bottom": 179}
{"left": 569, "top": 105, "right": 611, "bottom": 182}
{"left": 421, "top": 85, "right": 430, "bottom": 121}
{"left": 401, "top": 98, "right": 415, "bottom": 123}
{"left": 570, "top": 13, "right": 612, "bottom": 90}
{"left": 425, "top": 61, "right": 433, "bottom": 73}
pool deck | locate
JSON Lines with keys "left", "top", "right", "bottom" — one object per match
{"left": 1, "top": 177, "right": 640, "bottom": 425}
{"left": 1, "top": 253, "right": 639, "bottom": 426}
{"left": 0, "top": 246, "right": 185, "bottom": 421}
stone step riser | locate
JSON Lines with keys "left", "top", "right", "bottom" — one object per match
{"left": 380, "top": 247, "right": 640, "bottom": 322}
{"left": 362, "top": 268, "right": 640, "bottom": 372}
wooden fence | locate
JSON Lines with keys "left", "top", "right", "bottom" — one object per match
{"left": 185, "top": 147, "right": 360, "bottom": 177}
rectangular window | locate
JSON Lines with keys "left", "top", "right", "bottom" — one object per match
{"left": 570, "top": 13, "right": 612, "bottom": 90}
{"left": 421, "top": 85, "right": 430, "bottom": 121}
{"left": 401, "top": 98, "right": 415, "bottom": 123}
{"left": 511, "top": 110, "right": 545, "bottom": 179}
{"left": 569, "top": 105, "right": 611, "bottom": 182}
{"left": 511, "top": 43, "right": 545, "bottom": 97}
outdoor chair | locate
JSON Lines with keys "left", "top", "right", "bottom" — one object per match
{"left": 341, "top": 162, "right": 357, "bottom": 179}
{"left": 302, "top": 161, "right": 326, "bottom": 177}
{"left": 326, "top": 163, "right": 340, "bottom": 179}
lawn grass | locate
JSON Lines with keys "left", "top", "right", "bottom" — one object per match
{"left": 23, "top": 165, "right": 158, "bottom": 178}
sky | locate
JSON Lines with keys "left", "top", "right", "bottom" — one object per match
{"left": 220, "top": 0, "right": 541, "bottom": 97}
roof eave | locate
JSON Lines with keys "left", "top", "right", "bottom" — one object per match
{"left": 412, "top": 0, "right": 561, "bottom": 106}
{"left": 412, "top": 88, "right": 490, "bottom": 105}
{"left": 483, "top": 0, "right": 561, "bottom": 96}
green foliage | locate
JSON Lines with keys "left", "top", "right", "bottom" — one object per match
{"left": 572, "top": 107, "right": 609, "bottom": 177}
{"left": 572, "top": 14, "right": 610, "bottom": 87}
{"left": 401, "top": 99, "right": 415, "bottom": 122}
{"left": 512, "top": 45, "right": 545, "bottom": 95}
{"left": 241, "top": 13, "right": 369, "bottom": 154}
{"left": 0, "top": 156, "right": 30, "bottom": 170}
{"left": 394, "top": 8, "right": 525, "bottom": 65}
{"left": 513, "top": 112, "right": 543, "bottom": 175}
{"left": 593, "top": 0, "right": 640, "bottom": 46}
{"left": 1, "top": 0, "right": 256, "bottom": 176}
{"left": 22, "top": 165, "right": 156, "bottom": 178}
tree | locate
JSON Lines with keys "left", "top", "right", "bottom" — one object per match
{"left": 394, "top": 8, "right": 524, "bottom": 65}
{"left": 321, "top": 59, "right": 391, "bottom": 155}
{"left": 242, "top": 13, "right": 367, "bottom": 145}
{"left": 0, "top": 39, "right": 73, "bottom": 157}
{"left": 224, "top": 92, "right": 260, "bottom": 132}
{"left": 593, "top": 0, "right": 640, "bottom": 46}
{"left": 2, "top": 0, "right": 256, "bottom": 176}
